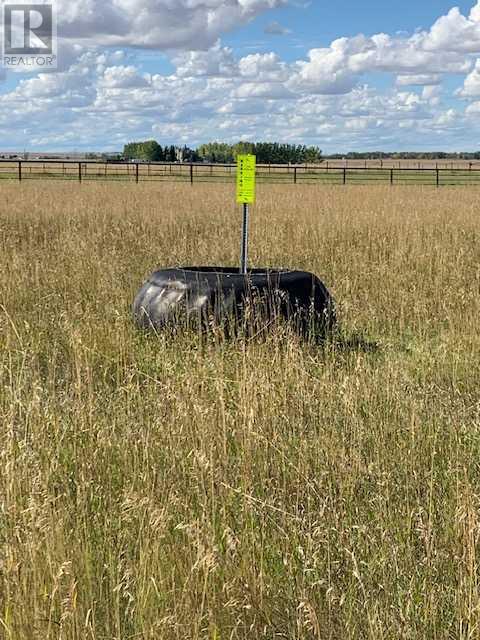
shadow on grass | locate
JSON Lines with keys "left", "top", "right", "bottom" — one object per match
{"left": 132, "top": 312, "right": 381, "bottom": 355}
{"left": 318, "top": 331, "right": 381, "bottom": 354}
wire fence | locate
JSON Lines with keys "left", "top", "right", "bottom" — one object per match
{"left": 2, "top": 160, "right": 480, "bottom": 187}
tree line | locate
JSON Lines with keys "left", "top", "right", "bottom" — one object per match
{"left": 123, "top": 141, "right": 480, "bottom": 164}
{"left": 123, "top": 140, "right": 323, "bottom": 164}
{"left": 327, "top": 151, "right": 480, "bottom": 160}
{"left": 123, "top": 141, "right": 197, "bottom": 163}
{"left": 196, "top": 142, "right": 322, "bottom": 164}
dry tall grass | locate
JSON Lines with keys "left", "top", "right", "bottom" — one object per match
{"left": 1, "top": 182, "right": 479, "bottom": 639}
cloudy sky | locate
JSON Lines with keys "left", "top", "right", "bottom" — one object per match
{"left": 3, "top": 0, "right": 480, "bottom": 152}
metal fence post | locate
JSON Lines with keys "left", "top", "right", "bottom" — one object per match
{"left": 343, "top": 167, "right": 347, "bottom": 185}
{"left": 436, "top": 168, "right": 440, "bottom": 187}
{"left": 190, "top": 164, "right": 194, "bottom": 185}
{"left": 78, "top": 162, "right": 82, "bottom": 183}
{"left": 18, "top": 161, "right": 22, "bottom": 182}
{"left": 135, "top": 163, "right": 139, "bottom": 183}
{"left": 390, "top": 168, "right": 393, "bottom": 185}
{"left": 294, "top": 167, "right": 297, "bottom": 184}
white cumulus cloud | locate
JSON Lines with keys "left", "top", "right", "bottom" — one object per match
{"left": 56, "top": 0, "right": 286, "bottom": 50}
{"left": 458, "top": 58, "right": 480, "bottom": 96}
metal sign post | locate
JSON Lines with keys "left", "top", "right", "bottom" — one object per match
{"left": 236, "top": 154, "right": 256, "bottom": 275}
{"left": 241, "top": 203, "right": 249, "bottom": 274}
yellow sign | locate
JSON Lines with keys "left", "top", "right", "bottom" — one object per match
{"left": 236, "top": 155, "right": 256, "bottom": 204}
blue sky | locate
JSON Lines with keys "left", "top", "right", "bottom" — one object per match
{"left": 230, "top": 1, "right": 475, "bottom": 53}
{"left": 278, "top": 2, "right": 474, "bottom": 41}
{"left": 2, "top": 0, "right": 480, "bottom": 152}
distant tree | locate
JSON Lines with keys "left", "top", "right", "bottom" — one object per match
{"left": 123, "top": 140, "right": 162, "bottom": 161}
{"left": 197, "top": 142, "right": 234, "bottom": 163}
{"left": 233, "top": 141, "right": 256, "bottom": 158}
{"left": 198, "top": 141, "right": 322, "bottom": 164}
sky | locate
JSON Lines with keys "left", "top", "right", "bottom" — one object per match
{"left": 2, "top": 0, "right": 480, "bottom": 152}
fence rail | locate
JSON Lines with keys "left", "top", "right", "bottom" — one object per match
{"left": 2, "top": 160, "right": 480, "bottom": 187}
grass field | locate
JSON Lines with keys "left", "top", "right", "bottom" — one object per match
{"left": 1, "top": 182, "right": 479, "bottom": 639}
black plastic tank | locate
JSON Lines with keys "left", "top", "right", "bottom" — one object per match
{"left": 133, "top": 267, "right": 336, "bottom": 338}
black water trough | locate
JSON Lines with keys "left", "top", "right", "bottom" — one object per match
{"left": 133, "top": 267, "right": 336, "bottom": 338}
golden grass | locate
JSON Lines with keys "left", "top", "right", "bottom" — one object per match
{"left": 1, "top": 182, "right": 479, "bottom": 639}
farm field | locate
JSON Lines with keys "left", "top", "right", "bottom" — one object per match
{"left": 1, "top": 182, "right": 479, "bottom": 639}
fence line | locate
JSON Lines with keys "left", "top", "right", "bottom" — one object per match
{"left": 2, "top": 160, "right": 480, "bottom": 186}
